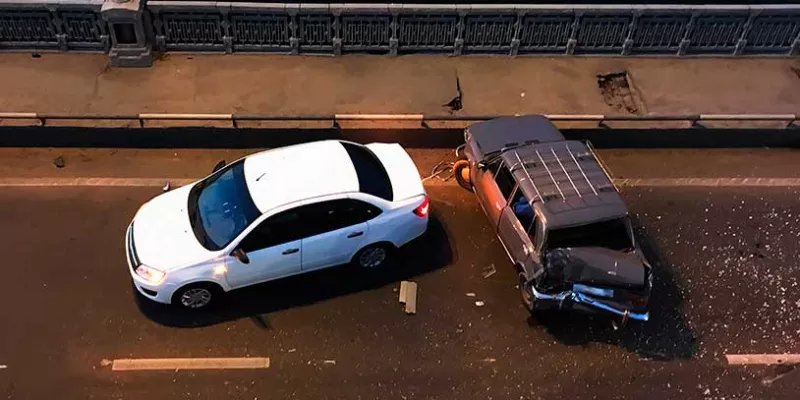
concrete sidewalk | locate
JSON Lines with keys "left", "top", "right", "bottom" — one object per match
{"left": 0, "top": 53, "right": 798, "bottom": 117}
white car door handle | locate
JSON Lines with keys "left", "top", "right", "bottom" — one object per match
{"left": 347, "top": 231, "right": 364, "bottom": 238}
{"left": 282, "top": 248, "right": 299, "bottom": 255}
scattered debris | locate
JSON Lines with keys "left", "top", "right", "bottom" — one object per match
{"left": 422, "top": 160, "right": 456, "bottom": 183}
{"left": 398, "top": 280, "right": 418, "bottom": 315}
{"left": 399, "top": 281, "right": 408, "bottom": 303}
{"left": 323, "top": 360, "right": 336, "bottom": 365}
{"left": 100, "top": 359, "right": 113, "bottom": 367}
{"left": 481, "top": 264, "right": 496, "bottom": 279}
{"left": 481, "top": 358, "right": 496, "bottom": 363}
{"left": 31, "top": 53, "right": 41, "bottom": 58}
{"left": 762, "top": 365, "right": 798, "bottom": 386}
{"left": 475, "top": 301, "right": 485, "bottom": 307}
{"left": 466, "top": 292, "right": 476, "bottom": 297}
{"left": 287, "top": 349, "right": 297, "bottom": 353}
{"left": 53, "top": 156, "right": 65, "bottom": 168}
{"left": 596, "top": 71, "right": 646, "bottom": 115}
{"left": 0, "top": 365, "right": 7, "bottom": 369}
{"left": 442, "top": 74, "right": 463, "bottom": 113}
{"left": 162, "top": 181, "right": 171, "bottom": 192}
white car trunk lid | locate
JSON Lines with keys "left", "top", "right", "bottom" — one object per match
{"left": 365, "top": 143, "right": 425, "bottom": 202}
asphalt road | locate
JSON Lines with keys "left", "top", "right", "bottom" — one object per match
{"left": 1, "top": 167, "right": 799, "bottom": 399}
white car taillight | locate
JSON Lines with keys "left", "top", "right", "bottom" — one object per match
{"left": 412, "top": 195, "right": 429, "bottom": 218}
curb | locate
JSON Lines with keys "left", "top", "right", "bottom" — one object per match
{"left": 0, "top": 113, "right": 797, "bottom": 129}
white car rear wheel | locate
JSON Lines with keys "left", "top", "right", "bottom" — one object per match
{"left": 354, "top": 244, "right": 390, "bottom": 268}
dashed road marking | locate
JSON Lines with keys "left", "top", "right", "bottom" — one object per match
{"left": 0, "top": 177, "right": 799, "bottom": 188}
{"left": 110, "top": 357, "right": 270, "bottom": 371}
{"left": 616, "top": 177, "right": 800, "bottom": 187}
{"left": 0, "top": 178, "right": 195, "bottom": 187}
{"left": 726, "top": 354, "right": 800, "bottom": 365}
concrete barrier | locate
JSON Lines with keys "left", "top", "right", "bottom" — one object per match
{"left": 0, "top": 112, "right": 796, "bottom": 129}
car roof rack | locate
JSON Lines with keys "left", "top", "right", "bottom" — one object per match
{"left": 510, "top": 141, "right": 615, "bottom": 204}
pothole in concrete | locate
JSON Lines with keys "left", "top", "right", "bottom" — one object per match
{"left": 596, "top": 71, "right": 646, "bottom": 115}
{"left": 790, "top": 65, "right": 800, "bottom": 79}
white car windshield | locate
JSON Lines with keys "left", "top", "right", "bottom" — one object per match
{"left": 188, "top": 160, "right": 261, "bottom": 251}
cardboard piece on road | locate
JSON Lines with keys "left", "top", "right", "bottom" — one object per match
{"left": 726, "top": 354, "right": 800, "bottom": 365}
{"left": 404, "top": 282, "right": 417, "bottom": 315}
{"left": 399, "top": 281, "right": 408, "bottom": 304}
{"left": 398, "top": 280, "right": 417, "bottom": 315}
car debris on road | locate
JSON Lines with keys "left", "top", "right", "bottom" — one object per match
{"left": 399, "top": 280, "right": 418, "bottom": 315}
{"left": 481, "top": 264, "right": 496, "bottom": 279}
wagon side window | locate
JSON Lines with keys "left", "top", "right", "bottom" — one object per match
{"left": 494, "top": 163, "right": 516, "bottom": 199}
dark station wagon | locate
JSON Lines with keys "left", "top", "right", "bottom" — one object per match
{"left": 453, "top": 115, "right": 653, "bottom": 324}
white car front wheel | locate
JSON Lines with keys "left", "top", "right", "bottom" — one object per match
{"left": 172, "top": 283, "right": 221, "bottom": 309}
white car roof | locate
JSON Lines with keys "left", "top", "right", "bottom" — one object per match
{"left": 242, "top": 140, "right": 359, "bottom": 213}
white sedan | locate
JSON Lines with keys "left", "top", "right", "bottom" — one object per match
{"left": 125, "top": 140, "right": 429, "bottom": 309}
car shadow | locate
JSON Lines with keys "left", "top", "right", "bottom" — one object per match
{"left": 134, "top": 212, "right": 453, "bottom": 328}
{"left": 526, "top": 217, "right": 696, "bottom": 361}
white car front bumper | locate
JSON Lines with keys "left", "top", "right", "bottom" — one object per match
{"left": 125, "top": 222, "right": 177, "bottom": 305}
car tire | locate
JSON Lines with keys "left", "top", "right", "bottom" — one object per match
{"left": 353, "top": 244, "right": 391, "bottom": 268}
{"left": 172, "top": 282, "right": 222, "bottom": 310}
{"left": 518, "top": 273, "right": 536, "bottom": 314}
{"left": 452, "top": 158, "right": 472, "bottom": 191}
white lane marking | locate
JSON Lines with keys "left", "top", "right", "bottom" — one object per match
{"left": 725, "top": 354, "right": 800, "bottom": 365}
{"left": 616, "top": 177, "right": 800, "bottom": 187}
{"left": 0, "top": 177, "right": 800, "bottom": 188}
{"left": 110, "top": 357, "right": 270, "bottom": 371}
{"left": 0, "top": 178, "right": 195, "bottom": 187}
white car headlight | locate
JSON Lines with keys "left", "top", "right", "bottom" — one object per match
{"left": 135, "top": 265, "right": 166, "bottom": 284}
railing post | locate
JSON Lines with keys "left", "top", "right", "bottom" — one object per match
{"left": 102, "top": 0, "right": 153, "bottom": 67}
{"left": 510, "top": 11, "right": 522, "bottom": 56}
{"left": 389, "top": 5, "right": 400, "bottom": 56}
{"left": 332, "top": 8, "right": 342, "bottom": 56}
{"left": 454, "top": 7, "right": 466, "bottom": 56}
{"left": 734, "top": 9, "right": 757, "bottom": 55}
{"left": 622, "top": 10, "right": 640, "bottom": 55}
{"left": 48, "top": 6, "right": 68, "bottom": 51}
{"left": 149, "top": 8, "right": 165, "bottom": 53}
{"left": 678, "top": 12, "right": 697, "bottom": 55}
{"left": 94, "top": 9, "right": 111, "bottom": 52}
{"left": 220, "top": 4, "right": 232, "bottom": 54}
{"left": 566, "top": 10, "right": 581, "bottom": 55}
{"left": 288, "top": 4, "right": 300, "bottom": 54}
{"left": 791, "top": 27, "right": 800, "bottom": 56}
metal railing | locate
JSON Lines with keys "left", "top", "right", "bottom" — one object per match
{"left": 1, "top": 2, "right": 799, "bottom": 57}
{"left": 144, "top": 3, "right": 800, "bottom": 56}
{"left": 0, "top": 0, "right": 108, "bottom": 51}
{"left": 0, "top": 112, "right": 797, "bottom": 128}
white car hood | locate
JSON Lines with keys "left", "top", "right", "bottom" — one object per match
{"left": 131, "top": 184, "right": 214, "bottom": 271}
